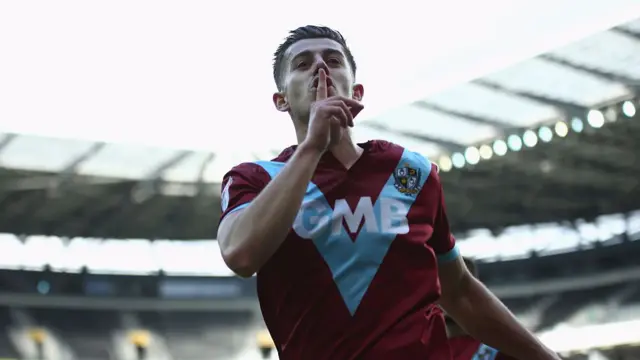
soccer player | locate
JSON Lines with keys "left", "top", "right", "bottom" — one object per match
{"left": 217, "top": 25, "right": 558, "bottom": 360}
{"left": 445, "top": 258, "right": 516, "bottom": 360}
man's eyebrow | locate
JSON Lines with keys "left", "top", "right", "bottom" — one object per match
{"left": 323, "top": 48, "right": 344, "bottom": 57}
{"left": 290, "top": 50, "right": 312, "bottom": 63}
{"left": 290, "top": 49, "right": 345, "bottom": 63}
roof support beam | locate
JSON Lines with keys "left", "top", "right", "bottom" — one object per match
{"left": 539, "top": 54, "right": 640, "bottom": 94}
{"left": 131, "top": 150, "right": 193, "bottom": 203}
{"left": 0, "top": 134, "right": 20, "bottom": 206}
{"left": 413, "top": 101, "right": 519, "bottom": 131}
{"left": 0, "top": 142, "right": 106, "bottom": 195}
{"left": 71, "top": 182, "right": 138, "bottom": 237}
{"left": 473, "top": 79, "right": 591, "bottom": 119}
{"left": 60, "top": 143, "right": 106, "bottom": 175}
{"left": 91, "top": 151, "right": 194, "bottom": 236}
{"left": 144, "top": 151, "right": 193, "bottom": 180}
{"left": 49, "top": 142, "right": 106, "bottom": 194}
{"left": 611, "top": 27, "right": 640, "bottom": 42}
{"left": 172, "top": 153, "right": 217, "bottom": 238}
{"left": 361, "top": 122, "right": 466, "bottom": 153}
{"left": 196, "top": 153, "right": 216, "bottom": 196}
{"left": 146, "top": 153, "right": 220, "bottom": 235}
{"left": 1, "top": 142, "right": 106, "bottom": 229}
{"left": 53, "top": 151, "right": 202, "bottom": 238}
{"left": 0, "top": 134, "right": 17, "bottom": 155}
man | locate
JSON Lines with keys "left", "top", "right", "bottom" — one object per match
{"left": 445, "top": 258, "right": 516, "bottom": 360}
{"left": 217, "top": 25, "right": 558, "bottom": 359}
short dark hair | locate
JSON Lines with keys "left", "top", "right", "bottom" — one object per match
{"left": 272, "top": 25, "right": 357, "bottom": 91}
{"left": 463, "top": 257, "right": 478, "bottom": 278}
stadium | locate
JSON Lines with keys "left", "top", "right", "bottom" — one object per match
{"left": 1, "top": 2, "right": 640, "bottom": 360}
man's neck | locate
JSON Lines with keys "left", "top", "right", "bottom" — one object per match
{"left": 294, "top": 125, "right": 362, "bottom": 170}
{"left": 329, "top": 137, "right": 363, "bottom": 170}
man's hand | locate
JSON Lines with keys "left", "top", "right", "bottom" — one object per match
{"left": 302, "top": 68, "right": 363, "bottom": 152}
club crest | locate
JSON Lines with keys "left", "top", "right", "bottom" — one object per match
{"left": 393, "top": 164, "right": 422, "bottom": 196}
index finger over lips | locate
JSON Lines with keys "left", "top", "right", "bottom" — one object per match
{"left": 316, "top": 68, "right": 328, "bottom": 100}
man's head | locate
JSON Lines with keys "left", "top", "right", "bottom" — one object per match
{"left": 272, "top": 25, "right": 364, "bottom": 123}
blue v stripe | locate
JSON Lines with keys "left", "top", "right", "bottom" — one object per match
{"left": 254, "top": 150, "right": 433, "bottom": 315}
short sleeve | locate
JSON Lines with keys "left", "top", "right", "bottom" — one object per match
{"left": 427, "top": 163, "right": 459, "bottom": 263}
{"left": 219, "top": 162, "right": 270, "bottom": 221}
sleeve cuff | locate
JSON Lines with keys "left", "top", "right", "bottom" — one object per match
{"left": 436, "top": 244, "right": 460, "bottom": 264}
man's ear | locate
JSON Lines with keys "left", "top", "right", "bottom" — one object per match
{"left": 352, "top": 84, "right": 364, "bottom": 101}
{"left": 273, "top": 92, "right": 290, "bottom": 112}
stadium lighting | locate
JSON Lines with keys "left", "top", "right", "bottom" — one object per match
{"left": 538, "top": 126, "right": 553, "bottom": 143}
{"left": 507, "top": 134, "right": 523, "bottom": 151}
{"left": 479, "top": 144, "right": 493, "bottom": 160}
{"left": 451, "top": 152, "right": 466, "bottom": 169}
{"left": 36, "top": 280, "right": 50, "bottom": 295}
{"left": 522, "top": 130, "right": 538, "bottom": 148}
{"left": 492, "top": 140, "right": 508, "bottom": 156}
{"left": 464, "top": 147, "right": 480, "bottom": 165}
{"left": 622, "top": 100, "right": 636, "bottom": 118}
{"left": 587, "top": 110, "right": 605, "bottom": 128}
{"left": 439, "top": 156, "right": 453, "bottom": 172}
{"left": 554, "top": 121, "right": 568, "bottom": 137}
{"left": 570, "top": 117, "right": 584, "bottom": 133}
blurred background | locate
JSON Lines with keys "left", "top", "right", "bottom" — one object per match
{"left": 1, "top": 1, "right": 640, "bottom": 359}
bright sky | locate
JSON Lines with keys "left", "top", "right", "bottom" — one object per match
{"left": 1, "top": 0, "right": 640, "bottom": 158}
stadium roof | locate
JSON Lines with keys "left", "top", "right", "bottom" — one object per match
{"left": 0, "top": 9, "right": 640, "bottom": 238}
{"left": 1, "top": 1, "right": 640, "bottom": 181}
{"left": 357, "top": 20, "right": 640, "bottom": 158}
{"left": 1, "top": 19, "right": 639, "bottom": 181}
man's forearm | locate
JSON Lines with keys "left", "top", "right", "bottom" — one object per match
{"left": 444, "top": 275, "right": 558, "bottom": 360}
{"left": 223, "top": 143, "right": 322, "bottom": 275}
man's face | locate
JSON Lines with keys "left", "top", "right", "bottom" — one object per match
{"left": 273, "top": 38, "right": 363, "bottom": 121}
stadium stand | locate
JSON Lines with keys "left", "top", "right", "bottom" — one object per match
{"left": 0, "top": 234, "right": 638, "bottom": 358}
{"left": 138, "top": 310, "right": 255, "bottom": 359}
{"left": 535, "top": 285, "right": 624, "bottom": 331}
{"left": 29, "top": 308, "right": 116, "bottom": 360}
{"left": 0, "top": 307, "right": 20, "bottom": 359}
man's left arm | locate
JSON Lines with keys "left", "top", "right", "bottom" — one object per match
{"left": 425, "top": 164, "right": 558, "bottom": 360}
{"left": 438, "top": 257, "right": 557, "bottom": 360}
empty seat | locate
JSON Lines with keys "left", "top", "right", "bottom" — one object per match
{"left": 30, "top": 308, "right": 117, "bottom": 360}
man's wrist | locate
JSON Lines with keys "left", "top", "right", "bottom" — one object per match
{"left": 296, "top": 141, "right": 325, "bottom": 162}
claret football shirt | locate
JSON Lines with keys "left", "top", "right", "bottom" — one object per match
{"left": 220, "top": 140, "right": 460, "bottom": 360}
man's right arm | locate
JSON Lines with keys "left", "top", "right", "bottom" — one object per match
{"left": 217, "top": 143, "right": 323, "bottom": 277}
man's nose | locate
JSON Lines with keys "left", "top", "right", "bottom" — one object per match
{"left": 312, "top": 56, "right": 329, "bottom": 75}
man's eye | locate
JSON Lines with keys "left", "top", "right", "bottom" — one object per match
{"left": 296, "top": 62, "right": 308, "bottom": 69}
{"left": 327, "top": 58, "right": 341, "bottom": 65}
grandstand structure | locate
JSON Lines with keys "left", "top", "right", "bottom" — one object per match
{"left": 0, "top": 233, "right": 639, "bottom": 359}
{"left": 0, "top": 21, "right": 639, "bottom": 239}
{"left": 0, "top": 15, "right": 639, "bottom": 360}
